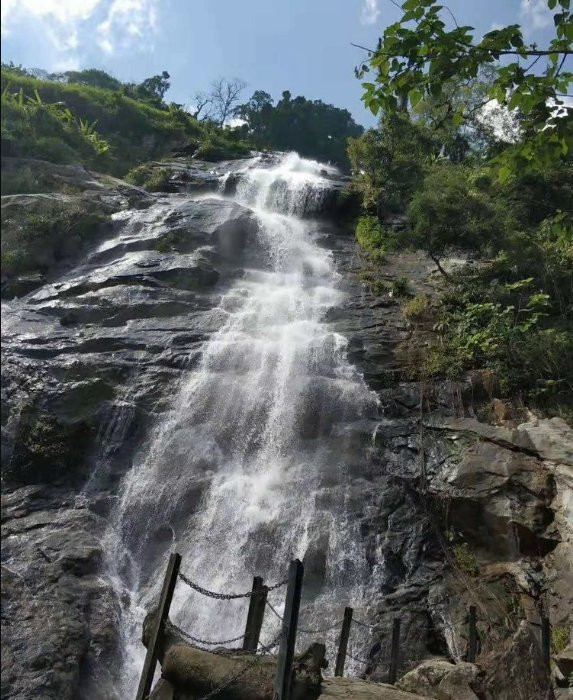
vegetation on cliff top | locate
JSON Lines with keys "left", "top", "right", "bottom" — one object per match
{"left": 235, "top": 90, "right": 363, "bottom": 170}
{"left": 350, "top": 0, "right": 573, "bottom": 418}
{"left": 0, "top": 65, "right": 251, "bottom": 178}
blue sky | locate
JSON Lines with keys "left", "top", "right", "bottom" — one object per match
{"left": 0, "top": 0, "right": 566, "bottom": 127}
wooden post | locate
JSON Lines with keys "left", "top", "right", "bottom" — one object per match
{"left": 243, "top": 576, "right": 268, "bottom": 652}
{"left": 388, "top": 617, "right": 401, "bottom": 685}
{"left": 334, "top": 607, "right": 353, "bottom": 677}
{"left": 541, "top": 615, "right": 551, "bottom": 671}
{"left": 135, "top": 552, "right": 181, "bottom": 700}
{"left": 273, "top": 559, "right": 304, "bottom": 700}
{"left": 468, "top": 606, "right": 478, "bottom": 663}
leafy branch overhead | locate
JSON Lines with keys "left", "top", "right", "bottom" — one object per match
{"left": 356, "top": 0, "right": 572, "bottom": 177}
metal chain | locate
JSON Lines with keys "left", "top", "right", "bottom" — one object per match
{"left": 195, "top": 630, "right": 283, "bottom": 700}
{"left": 171, "top": 622, "right": 245, "bottom": 647}
{"left": 265, "top": 600, "right": 284, "bottom": 621}
{"left": 178, "top": 571, "right": 287, "bottom": 600}
{"left": 266, "top": 601, "right": 342, "bottom": 635}
{"left": 346, "top": 651, "right": 372, "bottom": 665}
{"left": 298, "top": 619, "right": 344, "bottom": 635}
{"left": 352, "top": 618, "right": 378, "bottom": 630}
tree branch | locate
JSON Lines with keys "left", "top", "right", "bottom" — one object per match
{"left": 351, "top": 42, "right": 572, "bottom": 58}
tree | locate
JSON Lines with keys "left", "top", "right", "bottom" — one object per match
{"left": 348, "top": 111, "right": 437, "bottom": 213}
{"left": 137, "top": 71, "right": 171, "bottom": 103}
{"left": 210, "top": 77, "right": 246, "bottom": 126}
{"left": 355, "top": 0, "right": 572, "bottom": 179}
{"left": 63, "top": 69, "right": 123, "bottom": 91}
{"left": 235, "top": 90, "right": 364, "bottom": 169}
{"left": 190, "top": 78, "right": 246, "bottom": 126}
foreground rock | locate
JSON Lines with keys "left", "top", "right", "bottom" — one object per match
{"left": 1, "top": 486, "right": 120, "bottom": 700}
{"left": 396, "top": 659, "right": 483, "bottom": 699}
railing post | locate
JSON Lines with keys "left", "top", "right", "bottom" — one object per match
{"left": 135, "top": 552, "right": 181, "bottom": 700}
{"left": 468, "top": 606, "right": 478, "bottom": 663}
{"left": 334, "top": 607, "right": 353, "bottom": 677}
{"left": 243, "top": 576, "right": 268, "bottom": 652}
{"left": 388, "top": 617, "right": 401, "bottom": 685}
{"left": 273, "top": 559, "right": 304, "bottom": 700}
{"left": 541, "top": 615, "right": 551, "bottom": 672}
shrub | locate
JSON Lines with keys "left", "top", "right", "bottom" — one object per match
{"left": 1, "top": 68, "right": 250, "bottom": 176}
{"left": 125, "top": 164, "right": 173, "bottom": 192}
{"left": 356, "top": 215, "right": 385, "bottom": 254}
{"left": 551, "top": 626, "right": 570, "bottom": 655}
{"left": 391, "top": 276, "right": 410, "bottom": 297}
{"left": 1, "top": 206, "right": 108, "bottom": 279}
{"left": 403, "top": 293, "right": 433, "bottom": 323}
{"left": 452, "top": 542, "right": 479, "bottom": 576}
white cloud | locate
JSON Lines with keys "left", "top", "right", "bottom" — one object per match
{"left": 1, "top": 0, "right": 159, "bottom": 66}
{"left": 361, "top": 0, "right": 380, "bottom": 26}
{"left": 97, "top": 0, "right": 158, "bottom": 55}
{"left": 520, "top": 0, "right": 553, "bottom": 33}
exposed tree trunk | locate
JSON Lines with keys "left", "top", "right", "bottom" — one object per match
{"left": 142, "top": 610, "right": 325, "bottom": 700}
{"left": 429, "top": 254, "right": 451, "bottom": 280}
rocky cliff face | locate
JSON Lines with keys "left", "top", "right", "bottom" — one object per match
{"left": 1, "top": 154, "right": 571, "bottom": 699}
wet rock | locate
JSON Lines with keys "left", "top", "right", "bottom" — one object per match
{"left": 1, "top": 485, "right": 121, "bottom": 700}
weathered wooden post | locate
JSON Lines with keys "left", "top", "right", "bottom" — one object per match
{"left": 388, "top": 617, "right": 401, "bottom": 685}
{"left": 468, "top": 606, "right": 478, "bottom": 663}
{"left": 243, "top": 576, "right": 268, "bottom": 652}
{"left": 135, "top": 552, "right": 181, "bottom": 700}
{"left": 334, "top": 607, "right": 353, "bottom": 677}
{"left": 541, "top": 615, "right": 551, "bottom": 671}
{"left": 273, "top": 559, "right": 304, "bottom": 700}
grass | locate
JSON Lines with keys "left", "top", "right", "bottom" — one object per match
{"left": 452, "top": 542, "right": 479, "bottom": 577}
{"left": 403, "top": 293, "right": 433, "bottom": 323}
{"left": 1, "top": 205, "right": 108, "bottom": 280}
{"left": 551, "top": 626, "right": 570, "bottom": 655}
{"left": 1, "top": 68, "right": 251, "bottom": 177}
{"left": 125, "top": 164, "right": 173, "bottom": 192}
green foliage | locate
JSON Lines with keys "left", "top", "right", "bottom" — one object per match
{"left": 425, "top": 268, "right": 573, "bottom": 412}
{"left": 1, "top": 206, "right": 107, "bottom": 279}
{"left": 357, "top": 0, "right": 572, "bottom": 180}
{"left": 125, "top": 164, "right": 173, "bottom": 192}
{"left": 356, "top": 215, "right": 385, "bottom": 252}
{"left": 406, "top": 163, "right": 505, "bottom": 270}
{"left": 391, "top": 276, "right": 410, "bottom": 297}
{"left": 236, "top": 89, "right": 363, "bottom": 170}
{"left": 1, "top": 83, "right": 112, "bottom": 168}
{"left": 403, "top": 293, "right": 433, "bottom": 323}
{"left": 0, "top": 165, "right": 78, "bottom": 196}
{"left": 551, "top": 626, "right": 570, "bottom": 655}
{"left": 0, "top": 67, "right": 247, "bottom": 176}
{"left": 452, "top": 542, "right": 479, "bottom": 577}
{"left": 62, "top": 69, "right": 123, "bottom": 91}
{"left": 348, "top": 112, "right": 436, "bottom": 213}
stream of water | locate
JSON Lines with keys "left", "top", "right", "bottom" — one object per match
{"left": 105, "top": 153, "right": 380, "bottom": 695}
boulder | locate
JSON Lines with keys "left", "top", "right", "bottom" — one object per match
{"left": 396, "top": 659, "right": 482, "bottom": 699}
{"left": 555, "top": 642, "right": 573, "bottom": 680}
{"left": 320, "top": 677, "right": 426, "bottom": 699}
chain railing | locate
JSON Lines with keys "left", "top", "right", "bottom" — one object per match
{"left": 178, "top": 570, "right": 287, "bottom": 599}
{"left": 136, "top": 554, "right": 556, "bottom": 700}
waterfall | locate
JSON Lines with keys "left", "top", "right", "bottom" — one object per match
{"left": 107, "top": 153, "right": 380, "bottom": 695}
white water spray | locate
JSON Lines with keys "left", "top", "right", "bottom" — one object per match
{"left": 107, "top": 153, "right": 379, "bottom": 695}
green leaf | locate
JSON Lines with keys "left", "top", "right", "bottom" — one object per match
{"left": 498, "top": 166, "right": 512, "bottom": 183}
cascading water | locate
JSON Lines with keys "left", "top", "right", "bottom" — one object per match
{"left": 107, "top": 153, "right": 381, "bottom": 695}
